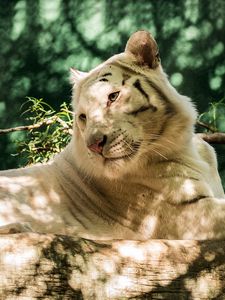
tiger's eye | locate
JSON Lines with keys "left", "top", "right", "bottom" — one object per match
{"left": 108, "top": 91, "right": 120, "bottom": 102}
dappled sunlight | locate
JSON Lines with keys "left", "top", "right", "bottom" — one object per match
{"left": 75, "top": 240, "right": 201, "bottom": 297}
{"left": 0, "top": 234, "right": 224, "bottom": 298}
{"left": 105, "top": 275, "right": 134, "bottom": 298}
{"left": 11, "top": 1, "right": 27, "bottom": 41}
{"left": 19, "top": 203, "right": 56, "bottom": 223}
{"left": 181, "top": 179, "right": 196, "bottom": 196}
{"left": 1, "top": 247, "right": 37, "bottom": 268}
{"left": 32, "top": 194, "right": 48, "bottom": 208}
{"left": 0, "top": 171, "right": 65, "bottom": 232}
{"left": 0, "top": 234, "right": 55, "bottom": 297}
{"left": 0, "top": 176, "right": 36, "bottom": 193}
{"left": 39, "top": 0, "right": 61, "bottom": 22}
{"left": 139, "top": 215, "right": 158, "bottom": 237}
{"left": 204, "top": 250, "right": 216, "bottom": 262}
{"left": 115, "top": 240, "right": 147, "bottom": 261}
{"left": 185, "top": 270, "right": 222, "bottom": 299}
{"left": 0, "top": 201, "right": 16, "bottom": 225}
{"left": 102, "top": 259, "right": 116, "bottom": 274}
{"left": 68, "top": 238, "right": 225, "bottom": 298}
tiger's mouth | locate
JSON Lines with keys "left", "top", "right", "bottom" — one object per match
{"left": 102, "top": 142, "right": 140, "bottom": 163}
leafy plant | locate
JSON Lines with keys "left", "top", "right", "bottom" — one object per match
{"left": 198, "top": 99, "right": 225, "bottom": 133}
{"left": 16, "top": 97, "right": 73, "bottom": 165}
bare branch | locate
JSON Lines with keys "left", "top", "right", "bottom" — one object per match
{"left": 55, "top": 116, "right": 73, "bottom": 135}
{"left": 0, "top": 116, "right": 73, "bottom": 136}
{"left": 0, "top": 118, "right": 55, "bottom": 135}
{"left": 196, "top": 120, "right": 216, "bottom": 132}
{"left": 198, "top": 132, "right": 225, "bottom": 144}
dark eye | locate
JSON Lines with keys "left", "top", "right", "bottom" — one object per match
{"left": 79, "top": 113, "right": 86, "bottom": 122}
{"left": 108, "top": 91, "right": 120, "bottom": 102}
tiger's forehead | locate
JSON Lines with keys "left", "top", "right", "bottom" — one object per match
{"left": 83, "top": 64, "right": 130, "bottom": 89}
{"left": 80, "top": 53, "right": 139, "bottom": 87}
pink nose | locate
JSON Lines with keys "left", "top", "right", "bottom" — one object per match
{"left": 87, "top": 136, "right": 107, "bottom": 154}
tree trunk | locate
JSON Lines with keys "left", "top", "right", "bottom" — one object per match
{"left": 0, "top": 233, "right": 224, "bottom": 299}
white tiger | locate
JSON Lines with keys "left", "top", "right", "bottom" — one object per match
{"left": 0, "top": 30, "right": 224, "bottom": 240}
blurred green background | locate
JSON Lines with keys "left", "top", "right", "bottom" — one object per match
{"left": 0, "top": 0, "right": 225, "bottom": 184}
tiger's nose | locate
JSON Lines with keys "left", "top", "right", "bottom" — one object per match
{"left": 87, "top": 135, "right": 107, "bottom": 154}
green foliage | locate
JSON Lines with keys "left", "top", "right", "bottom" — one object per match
{"left": 198, "top": 99, "right": 225, "bottom": 188}
{"left": 198, "top": 99, "right": 225, "bottom": 132}
{"left": 15, "top": 98, "right": 73, "bottom": 165}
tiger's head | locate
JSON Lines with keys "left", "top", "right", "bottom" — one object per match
{"left": 70, "top": 31, "right": 197, "bottom": 178}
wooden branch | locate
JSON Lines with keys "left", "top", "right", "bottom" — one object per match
{"left": 0, "top": 118, "right": 55, "bottom": 135}
{"left": 196, "top": 120, "right": 216, "bottom": 132}
{"left": 198, "top": 132, "right": 225, "bottom": 144}
{"left": 0, "top": 117, "right": 73, "bottom": 136}
{"left": 0, "top": 233, "right": 225, "bottom": 299}
{"left": 196, "top": 121, "right": 225, "bottom": 143}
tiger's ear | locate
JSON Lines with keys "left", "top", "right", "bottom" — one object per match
{"left": 125, "top": 30, "right": 160, "bottom": 69}
{"left": 70, "top": 68, "right": 87, "bottom": 85}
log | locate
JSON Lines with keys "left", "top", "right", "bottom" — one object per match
{"left": 0, "top": 233, "right": 225, "bottom": 299}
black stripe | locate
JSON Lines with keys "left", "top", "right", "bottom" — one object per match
{"left": 183, "top": 195, "right": 209, "bottom": 205}
{"left": 111, "top": 62, "right": 170, "bottom": 103}
{"left": 102, "top": 72, "right": 112, "bottom": 77}
{"left": 144, "top": 77, "right": 176, "bottom": 116}
{"left": 133, "top": 79, "right": 149, "bottom": 99}
{"left": 111, "top": 62, "right": 171, "bottom": 103}
{"left": 169, "top": 195, "right": 210, "bottom": 206}
{"left": 122, "top": 73, "right": 131, "bottom": 85}
{"left": 99, "top": 72, "right": 112, "bottom": 82}
{"left": 144, "top": 77, "right": 170, "bottom": 104}
{"left": 132, "top": 79, "right": 157, "bottom": 113}
{"left": 111, "top": 62, "right": 175, "bottom": 115}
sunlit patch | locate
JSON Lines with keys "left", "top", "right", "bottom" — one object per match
{"left": 102, "top": 260, "right": 116, "bottom": 274}
{"left": 115, "top": 241, "right": 146, "bottom": 261}
{"left": 89, "top": 108, "right": 104, "bottom": 123}
{"left": 0, "top": 202, "right": 17, "bottom": 225}
{"left": 32, "top": 195, "right": 48, "bottom": 208}
{"left": 185, "top": 270, "right": 222, "bottom": 299}
{"left": 181, "top": 179, "right": 195, "bottom": 196}
{"left": 0, "top": 180, "right": 22, "bottom": 194}
{"left": 19, "top": 203, "right": 56, "bottom": 223}
{"left": 39, "top": 0, "right": 61, "bottom": 22}
{"left": 140, "top": 215, "right": 157, "bottom": 237}
{"left": 106, "top": 275, "right": 133, "bottom": 298}
{"left": 0, "top": 176, "right": 37, "bottom": 192}
{"left": 145, "top": 241, "right": 172, "bottom": 267}
{"left": 49, "top": 190, "right": 61, "bottom": 204}
{"left": 2, "top": 247, "right": 37, "bottom": 268}
{"left": 204, "top": 251, "right": 216, "bottom": 262}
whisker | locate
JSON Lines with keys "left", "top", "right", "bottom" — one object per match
{"left": 150, "top": 148, "right": 168, "bottom": 160}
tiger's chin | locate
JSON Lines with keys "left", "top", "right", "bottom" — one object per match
{"left": 90, "top": 153, "right": 139, "bottom": 179}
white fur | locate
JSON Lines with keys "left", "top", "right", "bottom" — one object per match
{"left": 0, "top": 32, "right": 224, "bottom": 240}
